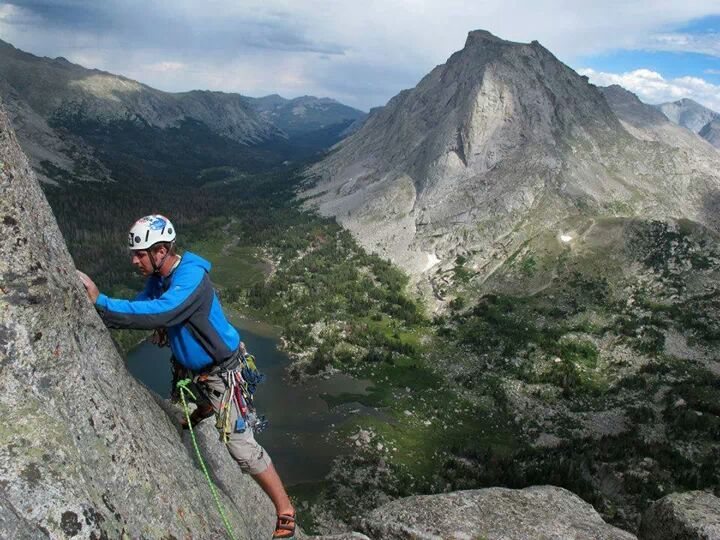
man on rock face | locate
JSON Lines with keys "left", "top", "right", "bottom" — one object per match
{"left": 78, "top": 214, "right": 296, "bottom": 540}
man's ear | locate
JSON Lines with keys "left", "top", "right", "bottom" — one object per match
{"left": 153, "top": 245, "right": 168, "bottom": 258}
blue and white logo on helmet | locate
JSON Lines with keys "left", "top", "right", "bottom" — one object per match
{"left": 149, "top": 216, "right": 167, "bottom": 230}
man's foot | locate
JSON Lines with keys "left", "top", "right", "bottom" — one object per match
{"left": 180, "top": 403, "right": 215, "bottom": 429}
{"left": 271, "top": 512, "right": 296, "bottom": 539}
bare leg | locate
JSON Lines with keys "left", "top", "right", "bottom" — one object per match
{"left": 251, "top": 463, "right": 294, "bottom": 515}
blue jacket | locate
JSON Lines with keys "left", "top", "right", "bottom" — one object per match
{"left": 95, "top": 252, "right": 241, "bottom": 371}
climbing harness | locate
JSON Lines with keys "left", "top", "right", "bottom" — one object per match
{"left": 177, "top": 378, "right": 238, "bottom": 540}
{"left": 215, "top": 352, "right": 268, "bottom": 442}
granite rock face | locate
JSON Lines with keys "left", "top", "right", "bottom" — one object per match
{"left": 302, "top": 31, "right": 720, "bottom": 297}
{"left": 360, "top": 486, "right": 637, "bottom": 540}
{"left": 639, "top": 491, "right": 720, "bottom": 540}
{"left": 0, "top": 103, "right": 275, "bottom": 538}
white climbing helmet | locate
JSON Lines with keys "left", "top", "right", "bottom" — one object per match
{"left": 128, "top": 214, "right": 176, "bottom": 250}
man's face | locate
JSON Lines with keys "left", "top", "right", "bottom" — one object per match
{"left": 130, "top": 249, "right": 157, "bottom": 276}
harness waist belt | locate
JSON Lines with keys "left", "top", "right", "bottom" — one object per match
{"left": 197, "top": 348, "right": 241, "bottom": 375}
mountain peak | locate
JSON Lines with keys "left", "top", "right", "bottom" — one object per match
{"left": 464, "top": 29, "right": 508, "bottom": 47}
{"left": 462, "top": 30, "right": 546, "bottom": 53}
{"left": 605, "top": 84, "right": 629, "bottom": 93}
{"left": 303, "top": 29, "right": 632, "bottom": 278}
{"left": 678, "top": 97, "right": 701, "bottom": 106}
{"left": 304, "top": 29, "right": 720, "bottom": 287}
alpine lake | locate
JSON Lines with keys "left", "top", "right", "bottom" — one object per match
{"left": 125, "top": 310, "right": 381, "bottom": 487}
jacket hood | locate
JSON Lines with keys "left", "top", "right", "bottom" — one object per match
{"left": 180, "top": 251, "right": 211, "bottom": 272}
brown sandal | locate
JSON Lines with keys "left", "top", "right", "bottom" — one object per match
{"left": 271, "top": 512, "right": 296, "bottom": 539}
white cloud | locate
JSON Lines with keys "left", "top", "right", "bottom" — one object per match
{"left": 2, "top": 1, "right": 720, "bottom": 109}
{"left": 580, "top": 67, "right": 720, "bottom": 112}
{"left": 146, "top": 61, "right": 186, "bottom": 73}
{"left": 644, "top": 32, "right": 720, "bottom": 57}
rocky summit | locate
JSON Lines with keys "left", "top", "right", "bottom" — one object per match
{"left": 302, "top": 30, "right": 720, "bottom": 300}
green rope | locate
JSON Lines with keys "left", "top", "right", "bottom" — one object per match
{"left": 177, "top": 378, "right": 237, "bottom": 540}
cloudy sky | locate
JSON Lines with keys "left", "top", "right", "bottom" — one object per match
{"left": 1, "top": 1, "right": 720, "bottom": 111}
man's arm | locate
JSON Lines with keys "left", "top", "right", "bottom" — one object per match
{"left": 81, "top": 268, "right": 207, "bottom": 330}
{"left": 77, "top": 271, "right": 155, "bottom": 302}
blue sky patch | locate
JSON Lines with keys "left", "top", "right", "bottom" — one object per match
{"left": 673, "top": 14, "right": 720, "bottom": 34}
{"left": 577, "top": 49, "right": 720, "bottom": 82}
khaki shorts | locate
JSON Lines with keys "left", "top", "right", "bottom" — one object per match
{"left": 194, "top": 371, "right": 272, "bottom": 475}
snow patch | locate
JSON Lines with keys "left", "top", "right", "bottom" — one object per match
{"left": 424, "top": 252, "right": 441, "bottom": 271}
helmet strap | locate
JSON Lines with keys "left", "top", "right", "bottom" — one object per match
{"left": 151, "top": 241, "right": 175, "bottom": 275}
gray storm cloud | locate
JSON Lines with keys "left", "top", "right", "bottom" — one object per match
{"left": 2, "top": 0, "right": 719, "bottom": 110}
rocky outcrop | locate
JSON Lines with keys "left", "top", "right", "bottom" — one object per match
{"left": 639, "top": 491, "right": 720, "bottom": 540}
{"left": 0, "top": 104, "right": 276, "bottom": 537}
{"left": 360, "top": 486, "right": 636, "bottom": 539}
{"left": 302, "top": 30, "right": 720, "bottom": 294}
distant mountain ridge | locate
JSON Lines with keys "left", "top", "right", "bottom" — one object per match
{"left": 0, "top": 39, "right": 359, "bottom": 185}
{"left": 246, "top": 94, "right": 365, "bottom": 137}
{"left": 600, "top": 85, "right": 718, "bottom": 150}
{"left": 0, "top": 39, "right": 280, "bottom": 141}
{"left": 302, "top": 30, "right": 720, "bottom": 297}
{"left": 656, "top": 97, "right": 720, "bottom": 133}
{"left": 655, "top": 97, "right": 720, "bottom": 148}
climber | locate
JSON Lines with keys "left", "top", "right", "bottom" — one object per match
{"left": 77, "top": 214, "right": 296, "bottom": 539}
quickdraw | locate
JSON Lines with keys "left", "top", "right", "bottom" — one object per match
{"left": 215, "top": 352, "right": 268, "bottom": 443}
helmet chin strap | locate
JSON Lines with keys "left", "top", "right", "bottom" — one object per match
{"left": 150, "top": 242, "right": 175, "bottom": 275}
